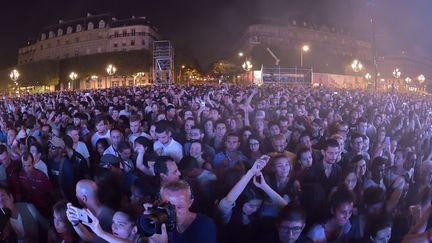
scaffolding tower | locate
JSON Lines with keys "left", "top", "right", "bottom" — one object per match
{"left": 153, "top": 40, "right": 174, "bottom": 84}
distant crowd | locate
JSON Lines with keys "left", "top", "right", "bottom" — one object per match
{"left": 0, "top": 84, "right": 431, "bottom": 243}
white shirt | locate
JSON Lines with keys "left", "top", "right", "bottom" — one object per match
{"left": 34, "top": 159, "right": 48, "bottom": 177}
{"left": 91, "top": 130, "right": 111, "bottom": 148}
{"left": 74, "top": 141, "right": 90, "bottom": 159}
{"left": 103, "top": 145, "right": 118, "bottom": 156}
{"left": 128, "top": 132, "right": 152, "bottom": 148}
{"left": 10, "top": 213, "right": 25, "bottom": 238}
{"left": 153, "top": 138, "right": 183, "bottom": 163}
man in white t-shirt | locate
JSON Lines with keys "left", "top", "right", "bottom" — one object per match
{"left": 91, "top": 115, "right": 111, "bottom": 148}
{"left": 127, "top": 115, "right": 151, "bottom": 148}
{"left": 66, "top": 125, "right": 90, "bottom": 165}
{"left": 103, "top": 128, "right": 123, "bottom": 156}
{"left": 153, "top": 122, "right": 183, "bottom": 163}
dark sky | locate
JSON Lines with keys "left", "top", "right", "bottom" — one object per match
{"left": 1, "top": 0, "right": 431, "bottom": 69}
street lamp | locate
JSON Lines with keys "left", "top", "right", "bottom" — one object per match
{"left": 365, "top": 73, "right": 372, "bottom": 81}
{"left": 238, "top": 52, "right": 244, "bottom": 57}
{"left": 393, "top": 68, "right": 401, "bottom": 79}
{"left": 69, "top": 72, "right": 77, "bottom": 90}
{"left": 351, "top": 59, "right": 363, "bottom": 72}
{"left": 242, "top": 60, "right": 253, "bottom": 71}
{"left": 300, "top": 45, "right": 310, "bottom": 67}
{"left": 9, "top": 69, "right": 20, "bottom": 96}
{"left": 179, "top": 65, "right": 186, "bottom": 83}
{"left": 106, "top": 64, "right": 116, "bottom": 87}
{"left": 418, "top": 74, "right": 426, "bottom": 84}
{"left": 405, "top": 77, "right": 412, "bottom": 84}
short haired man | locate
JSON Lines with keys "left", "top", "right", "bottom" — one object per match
{"left": 128, "top": 115, "right": 152, "bottom": 148}
{"left": 153, "top": 122, "right": 183, "bottom": 163}
{"left": 303, "top": 139, "right": 342, "bottom": 194}
{"left": 154, "top": 156, "right": 181, "bottom": 187}
{"left": 148, "top": 180, "right": 216, "bottom": 243}
{"left": 91, "top": 115, "right": 111, "bottom": 148}
{"left": 274, "top": 203, "right": 309, "bottom": 243}
{"left": 103, "top": 128, "right": 124, "bottom": 156}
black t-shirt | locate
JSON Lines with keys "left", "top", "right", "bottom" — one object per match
{"left": 172, "top": 213, "right": 216, "bottom": 243}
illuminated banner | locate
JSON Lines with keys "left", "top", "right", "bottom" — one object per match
{"left": 261, "top": 66, "right": 312, "bottom": 84}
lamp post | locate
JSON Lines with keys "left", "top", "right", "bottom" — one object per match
{"left": 91, "top": 75, "right": 98, "bottom": 89}
{"left": 351, "top": 60, "right": 363, "bottom": 88}
{"left": 242, "top": 60, "right": 253, "bottom": 71}
{"left": 69, "top": 72, "right": 77, "bottom": 90}
{"left": 418, "top": 74, "right": 425, "bottom": 91}
{"left": 393, "top": 68, "right": 401, "bottom": 79}
{"left": 300, "top": 45, "right": 310, "bottom": 67}
{"left": 365, "top": 73, "right": 372, "bottom": 84}
{"left": 9, "top": 69, "right": 20, "bottom": 96}
{"left": 179, "top": 65, "right": 185, "bottom": 83}
{"left": 106, "top": 64, "right": 116, "bottom": 88}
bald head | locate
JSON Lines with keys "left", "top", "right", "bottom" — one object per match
{"left": 76, "top": 179, "right": 99, "bottom": 205}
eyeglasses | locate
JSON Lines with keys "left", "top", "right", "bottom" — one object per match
{"left": 278, "top": 225, "right": 303, "bottom": 234}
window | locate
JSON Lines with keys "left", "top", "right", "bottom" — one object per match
{"left": 122, "top": 29, "right": 127, "bottom": 37}
{"left": 65, "top": 39, "right": 70, "bottom": 44}
{"left": 58, "top": 28, "right": 63, "bottom": 36}
{"left": 41, "top": 33, "right": 46, "bottom": 40}
{"left": 66, "top": 26, "right": 73, "bottom": 34}
{"left": 141, "top": 39, "right": 145, "bottom": 45}
{"left": 114, "top": 31, "right": 119, "bottom": 38}
{"left": 49, "top": 31, "right": 55, "bottom": 38}
{"left": 88, "top": 22, "right": 94, "bottom": 30}
{"left": 75, "top": 50, "right": 79, "bottom": 56}
{"left": 75, "top": 37, "right": 80, "bottom": 43}
{"left": 131, "top": 40, "right": 135, "bottom": 46}
{"left": 131, "top": 29, "right": 136, "bottom": 36}
{"left": 76, "top": 24, "right": 82, "bottom": 32}
{"left": 113, "top": 43, "right": 118, "bottom": 48}
{"left": 122, "top": 42, "right": 126, "bottom": 47}
{"left": 98, "top": 20, "right": 106, "bottom": 28}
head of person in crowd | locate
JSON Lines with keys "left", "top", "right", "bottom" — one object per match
{"left": 49, "top": 200, "right": 78, "bottom": 242}
{"left": 21, "top": 152, "right": 35, "bottom": 176}
{"left": 40, "top": 124, "right": 52, "bottom": 140}
{"left": 94, "top": 115, "right": 108, "bottom": 134}
{"left": 129, "top": 115, "right": 142, "bottom": 135}
{"left": 268, "top": 122, "right": 281, "bottom": 137}
{"left": 272, "top": 134, "right": 288, "bottom": 153}
{"left": 357, "top": 117, "right": 368, "bottom": 135}
{"left": 75, "top": 179, "right": 100, "bottom": 208}
{"left": 188, "top": 126, "right": 204, "bottom": 142}
{"left": 351, "top": 155, "right": 367, "bottom": 180}
{"left": 0, "top": 144, "right": 11, "bottom": 167}
{"left": 364, "top": 214, "right": 392, "bottom": 243}
{"left": 327, "top": 185, "right": 354, "bottom": 227}
{"left": 178, "top": 156, "right": 204, "bottom": 178}
{"left": 203, "top": 119, "right": 215, "bottom": 136}
{"left": 110, "top": 128, "right": 123, "bottom": 149}
{"left": 155, "top": 122, "right": 173, "bottom": 145}
{"left": 215, "top": 120, "right": 227, "bottom": 138}
{"left": 247, "top": 136, "right": 262, "bottom": 153}
{"left": 166, "top": 104, "right": 176, "bottom": 119}
{"left": 149, "top": 124, "right": 157, "bottom": 140}
{"left": 277, "top": 203, "right": 307, "bottom": 243}
{"left": 154, "top": 156, "right": 181, "bottom": 186}
{"left": 321, "top": 139, "right": 340, "bottom": 165}
{"left": 241, "top": 127, "right": 253, "bottom": 143}
{"left": 189, "top": 141, "right": 204, "bottom": 160}
{"left": 272, "top": 155, "right": 292, "bottom": 180}
{"left": 224, "top": 133, "right": 240, "bottom": 152}
{"left": 296, "top": 147, "right": 313, "bottom": 169}
{"left": 350, "top": 133, "right": 364, "bottom": 154}
{"left": 184, "top": 118, "right": 195, "bottom": 136}
{"left": 118, "top": 141, "right": 132, "bottom": 164}
{"left": 253, "top": 118, "right": 265, "bottom": 135}
{"left": 393, "top": 149, "right": 406, "bottom": 169}
{"left": 66, "top": 126, "right": 80, "bottom": 144}
{"left": 29, "top": 142, "right": 43, "bottom": 163}
{"left": 298, "top": 132, "right": 312, "bottom": 149}
{"left": 48, "top": 136, "right": 65, "bottom": 159}
{"left": 111, "top": 210, "right": 138, "bottom": 240}
{"left": 96, "top": 138, "right": 110, "bottom": 156}
{"left": 370, "top": 157, "right": 387, "bottom": 184}
{"left": 363, "top": 187, "right": 386, "bottom": 216}
{"left": 279, "top": 117, "right": 290, "bottom": 135}
{"left": 342, "top": 164, "right": 358, "bottom": 191}
{"left": 134, "top": 136, "right": 151, "bottom": 153}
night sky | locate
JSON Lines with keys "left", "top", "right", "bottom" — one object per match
{"left": 1, "top": 0, "right": 431, "bottom": 70}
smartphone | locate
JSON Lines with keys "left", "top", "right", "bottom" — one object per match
{"left": 200, "top": 101, "right": 206, "bottom": 107}
{"left": 85, "top": 93, "right": 90, "bottom": 96}
{"left": 69, "top": 205, "right": 90, "bottom": 223}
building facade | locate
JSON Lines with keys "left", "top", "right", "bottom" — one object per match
{"left": 237, "top": 21, "right": 372, "bottom": 73}
{"left": 18, "top": 13, "right": 159, "bottom": 65}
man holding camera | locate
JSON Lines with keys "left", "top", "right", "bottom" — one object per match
{"left": 148, "top": 180, "right": 216, "bottom": 243}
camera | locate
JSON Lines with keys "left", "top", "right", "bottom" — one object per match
{"left": 136, "top": 202, "right": 176, "bottom": 237}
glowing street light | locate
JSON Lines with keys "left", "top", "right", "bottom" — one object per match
{"left": 351, "top": 59, "right": 363, "bottom": 73}
{"left": 393, "top": 68, "right": 401, "bottom": 79}
{"left": 365, "top": 73, "right": 372, "bottom": 81}
{"left": 9, "top": 69, "right": 20, "bottom": 96}
{"left": 69, "top": 72, "right": 77, "bottom": 90}
{"left": 91, "top": 75, "right": 98, "bottom": 80}
{"left": 418, "top": 74, "right": 426, "bottom": 84}
{"left": 300, "top": 45, "right": 310, "bottom": 67}
{"left": 106, "top": 64, "right": 117, "bottom": 87}
{"left": 238, "top": 52, "right": 244, "bottom": 57}
{"left": 242, "top": 60, "right": 253, "bottom": 71}
{"left": 405, "top": 77, "right": 412, "bottom": 84}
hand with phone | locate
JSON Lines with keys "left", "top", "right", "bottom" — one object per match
{"left": 66, "top": 203, "right": 90, "bottom": 226}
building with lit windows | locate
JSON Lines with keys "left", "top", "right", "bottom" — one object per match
{"left": 18, "top": 13, "right": 159, "bottom": 64}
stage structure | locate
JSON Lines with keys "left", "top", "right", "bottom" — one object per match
{"left": 153, "top": 40, "right": 174, "bottom": 84}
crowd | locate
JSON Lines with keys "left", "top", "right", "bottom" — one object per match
{"left": 0, "top": 83, "right": 431, "bottom": 243}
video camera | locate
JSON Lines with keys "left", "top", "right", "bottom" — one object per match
{"left": 136, "top": 202, "right": 176, "bottom": 237}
